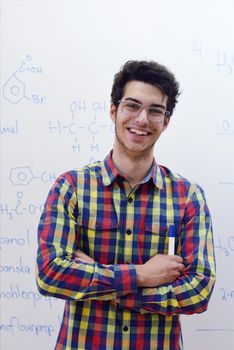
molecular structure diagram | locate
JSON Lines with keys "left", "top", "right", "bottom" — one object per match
{"left": 3, "top": 54, "right": 46, "bottom": 104}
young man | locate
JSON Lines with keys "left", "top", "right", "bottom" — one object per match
{"left": 36, "top": 60, "right": 216, "bottom": 349}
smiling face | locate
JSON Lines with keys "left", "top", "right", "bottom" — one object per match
{"left": 110, "top": 80, "right": 170, "bottom": 161}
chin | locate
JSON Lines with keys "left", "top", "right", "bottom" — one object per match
{"left": 122, "top": 143, "right": 155, "bottom": 158}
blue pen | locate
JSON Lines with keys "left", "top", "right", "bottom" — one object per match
{"left": 168, "top": 225, "right": 175, "bottom": 255}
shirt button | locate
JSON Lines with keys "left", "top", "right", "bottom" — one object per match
{"left": 123, "top": 325, "right": 129, "bottom": 332}
{"left": 126, "top": 229, "right": 132, "bottom": 235}
{"left": 128, "top": 197, "right": 133, "bottom": 203}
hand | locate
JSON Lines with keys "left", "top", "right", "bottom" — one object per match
{"left": 135, "top": 254, "right": 185, "bottom": 288}
{"left": 74, "top": 249, "right": 94, "bottom": 263}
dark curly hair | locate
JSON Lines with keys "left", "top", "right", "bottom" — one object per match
{"left": 111, "top": 60, "right": 180, "bottom": 116}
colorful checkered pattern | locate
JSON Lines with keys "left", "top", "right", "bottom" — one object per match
{"left": 36, "top": 152, "right": 216, "bottom": 349}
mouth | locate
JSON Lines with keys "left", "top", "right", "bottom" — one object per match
{"left": 127, "top": 127, "right": 152, "bottom": 136}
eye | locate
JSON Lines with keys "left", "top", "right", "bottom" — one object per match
{"left": 124, "top": 101, "right": 141, "bottom": 111}
{"left": 149, "top": 108, "right": 164, "bottom": 117}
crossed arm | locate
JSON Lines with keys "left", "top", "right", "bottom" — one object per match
{"left": 36, "top": 174, "right": 216, "bottom": 316}
{"left": 75, "top": 248, "right": 185, "bottom": 288}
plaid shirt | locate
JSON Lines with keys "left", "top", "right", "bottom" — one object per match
{"left": 36, "top": 152, "right": 216, "bottom": 350}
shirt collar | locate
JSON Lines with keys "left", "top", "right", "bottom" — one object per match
{"left": 150, "top": 159, "right": 164, "bottom": 190}
{"left": 101, "top": 151, "right": 164, "bottom": 190}
{"left": 101, "top": 151, "right": 119, "bottom": 186}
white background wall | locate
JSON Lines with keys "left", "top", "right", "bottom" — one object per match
{"left": 1, "top": 1, "right": 234, "bottom": 349}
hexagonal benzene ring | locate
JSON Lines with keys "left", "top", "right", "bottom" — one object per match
{"left": 3, "top": 75, "right": 25, "bottom": 104}
{"left": 9, "top": 166, "right": 33, "bottom": 185}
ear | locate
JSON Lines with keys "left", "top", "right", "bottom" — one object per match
{"left": 162, "top": 116, "right": 171, "bottom": 131}
{"left": 110, "top": 103, "right": 117, "bottom": 123}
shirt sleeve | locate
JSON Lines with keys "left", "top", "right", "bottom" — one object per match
{"left": 36, "top": 172, "right": 138, "bottom": 301}
{"left": 118, "top": 184, "right": 216, "bottom": 315}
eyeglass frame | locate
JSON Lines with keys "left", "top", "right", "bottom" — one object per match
{"left": 117, "top": 98, "right": 171, "bottom": 122}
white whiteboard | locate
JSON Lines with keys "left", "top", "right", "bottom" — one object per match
{"left": 1, "top": 1, "right": 234, "bottom": 349}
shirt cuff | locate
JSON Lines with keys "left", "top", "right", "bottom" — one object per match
{"left": 114, "top": 264, "right": 138, "bottom": 298}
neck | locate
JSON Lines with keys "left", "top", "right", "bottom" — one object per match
{"left": 112, "top": 146, "right": 154, "bottom": 187}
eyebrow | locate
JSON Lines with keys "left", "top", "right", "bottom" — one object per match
{"left": 125, "top": 97, "right": 166, "bottom": 110}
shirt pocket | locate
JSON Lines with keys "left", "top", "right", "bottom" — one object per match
{"left": 142, "top": 222, "right": 170, "bottom": 258}
{"left": 77, "top": 216, "right": 119, "bottom": 263}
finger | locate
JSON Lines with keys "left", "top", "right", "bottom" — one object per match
{"left": 173, "top": 255, "right": 184, "bottom": 263}
{"left": 75, "top": 255, "right": 94, "bottom": 263}
{"left": 75, "top": 249, "right": 86, "bottom": 256}
{"left": 178, "top": 263, "right": 185, "bottom": 271}
{"left": 74, "top": 249, "right": 88, "bottom": 258}
{"left": 74, "top": 250, "right": 94, "bottom": 263}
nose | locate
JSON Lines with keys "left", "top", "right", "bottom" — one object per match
{"left": 136, "top": 107, "right": 148, "bottom": 124}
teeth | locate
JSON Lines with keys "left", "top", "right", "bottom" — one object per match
{"left": 129, "top": 128, "right": 148, "bottom": 135}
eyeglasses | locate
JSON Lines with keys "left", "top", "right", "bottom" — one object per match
{"left": 117, "top": 99, "right": 170, "bottom": 122}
